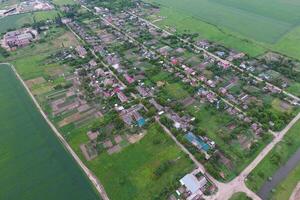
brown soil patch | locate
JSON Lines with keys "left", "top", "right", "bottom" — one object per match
{"left": 127, "top": 131, "right": 146, "bottom": 144}
{"left": 25, "top": 77, "right": 46, "bottom": 88}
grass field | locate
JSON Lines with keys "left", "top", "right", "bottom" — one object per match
{"left": 0, "top": 0, "right": 20, "bottom": 9}
{"left": 163, "top": 83, "right": 189, "bottom": 100}
{"left": 271, "top": 163, "right": 300, "bottom": 200}
{"left": 145, "top": 0, "right": 300, "bottom": 59}
{"left": 0, "top": 64, "right": 99, "bottom": 200}
{"left": 51, "top": 0, "right": 77, "bottom": 6}
{"left": 246, "top": 118, "right": 300, "bottom": 192}
{"left": 229, "top": 192, "right": 251, "bottom": 200}
{"left": 4, "top": 27, "right": 80, "bottom": 80}
{"left": 0, "top": 13, "right": 33, "bottom": 34}
{"left": 68, "top": 123, "right": 194, "bottom": 200}
{"left": 0, "top": 11, "right": 59, "bottom": 34}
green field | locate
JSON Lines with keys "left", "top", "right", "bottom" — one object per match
{"left": 69, "top": 123, "right": 194, "bottom": 200}
{"left": 0, "top": 13, "right": 33, "bottom": 34}
{"left": 51, "top": 0, "right": 77, "bottom": 6}
{"left": 229, "top": 192, "right": 251, "bottom": 200}
{"left": 163, "top": 83, "right": 189, "bottom": 100}
{"left": 246, "top": 118, "right": 300, "bottom": 192}
{"left": 145, "top": 0, "right": 300, "bottom": 59}
{"left": 0, "top": 64, "right": 99, "bottom": 200}
{"left": 0, "top": 11, "right": 59, "bottom": 34}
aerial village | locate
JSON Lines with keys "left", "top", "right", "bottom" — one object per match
{"left": 2, "top": 0, "right": 300, "bottom": 199}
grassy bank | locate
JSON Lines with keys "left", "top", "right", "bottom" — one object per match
{"left": 229, "top": 192, "right": 251, "bottom": 200}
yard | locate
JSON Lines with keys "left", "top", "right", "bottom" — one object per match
{"left": 229, "top": 192, "right": 251, "bottom": 200}
{"left": 69, "top": 123, "right": 194, "bottom": 200}
{"left": 163, "top": 83, "right": 189, "bottom": 100}
{"left": 187, "top": 102, "right": 270, "bottom": 181}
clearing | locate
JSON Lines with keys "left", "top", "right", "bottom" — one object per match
{"left": 68, "top": 123, "right": 194, "bottom": 200}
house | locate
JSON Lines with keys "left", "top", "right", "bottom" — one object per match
{"left": 124, "top": 74, "right": 135, "bottom": 84}
{"left": 89, "top": 60, "right": 97, "bottom": 67}
{"left": 117, "top": 91, "right": 128, "bottom": 103}
{"left": 179, "top": 174, "right": 207, "bottom": 199}
{"left": 218, "top": 60, "right": 230, "bottom": 69}
{"left": 87, "top": 130, "right": 100, "bottom": 141}
{"left": 76, "top": 46, "right": 87, "bottom": 58}
{"left": 149, "top": 98, "right": 163, "bottom": 111}
{"left": 185, "top": 132, "right": 210, "bottom": 152}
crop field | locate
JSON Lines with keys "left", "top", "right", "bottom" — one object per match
{"left": 69, "top": 123, "right": 194, "bottom": 200}
{"left": 52, "top": 0, "right": 77, "bottom": 6}
{"left": 0, "top": 13, "right": 33, "bottom": 34}
{"left": 145, "top": 0, "right": 300, "bottom": 59}
{"left": 0, "top": 11, "right": 59, "bottom": 34}
{"left": 0, "top": 64, "right": 99, "bottom": 200}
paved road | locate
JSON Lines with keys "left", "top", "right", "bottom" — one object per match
{"left": 2, "top": 63, "right": 110, "bottom": 200}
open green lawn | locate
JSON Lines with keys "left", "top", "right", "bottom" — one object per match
{"left": 0, "top": 13, "right": 33, "bottom": 34}
{"left": 0, "top": 0, "right": 20, "bottom": 9}
{"left": 69, "top": 123, "right": 194, "bottom": 200}
{"left": 287, "top": 82, "right": 300, "bottom": 97}
{"left": 51, "top": 0, "right": 77, "bottom": 6}
{"left": 145, "top": 0, "right": 300, "bottom": 60}
{"left": 246, "top": 118, "right": 300, "bottom": 192}
{"left": 163, "top": 83, "right": 189, "bottom": 100}
{"left": 0, "top": 11, "right": 59, "bottom": 34}
{"left": 148, "top": 0, "right": 299, "bottom": 43}
{"left": 272, "top": 163, "right": 300, "bottom": 200}
{"left": 0, "top": 64, "right": 99, "bottom": 200}
{"left": 229, "top": 192, "right": 251, "bottom": 200}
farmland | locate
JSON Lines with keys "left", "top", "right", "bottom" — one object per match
{"left": 145, "top": 0, "right": 300, "bottom": 59}
{"left": 0, "top": 11, "right": 59, "bottom": 34}
{"left": 0, "top": 64, "right": 99, "bottom": 200}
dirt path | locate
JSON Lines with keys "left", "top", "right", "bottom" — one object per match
{"left": 1, "top": 63, "right": 109, "bottom": 200}
{"left": 289, "top": 182, "right": 300, "bottom": 200}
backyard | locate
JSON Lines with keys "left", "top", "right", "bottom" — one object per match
{"left": 69, "top": 123, "right": 194, "bottom": 200}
